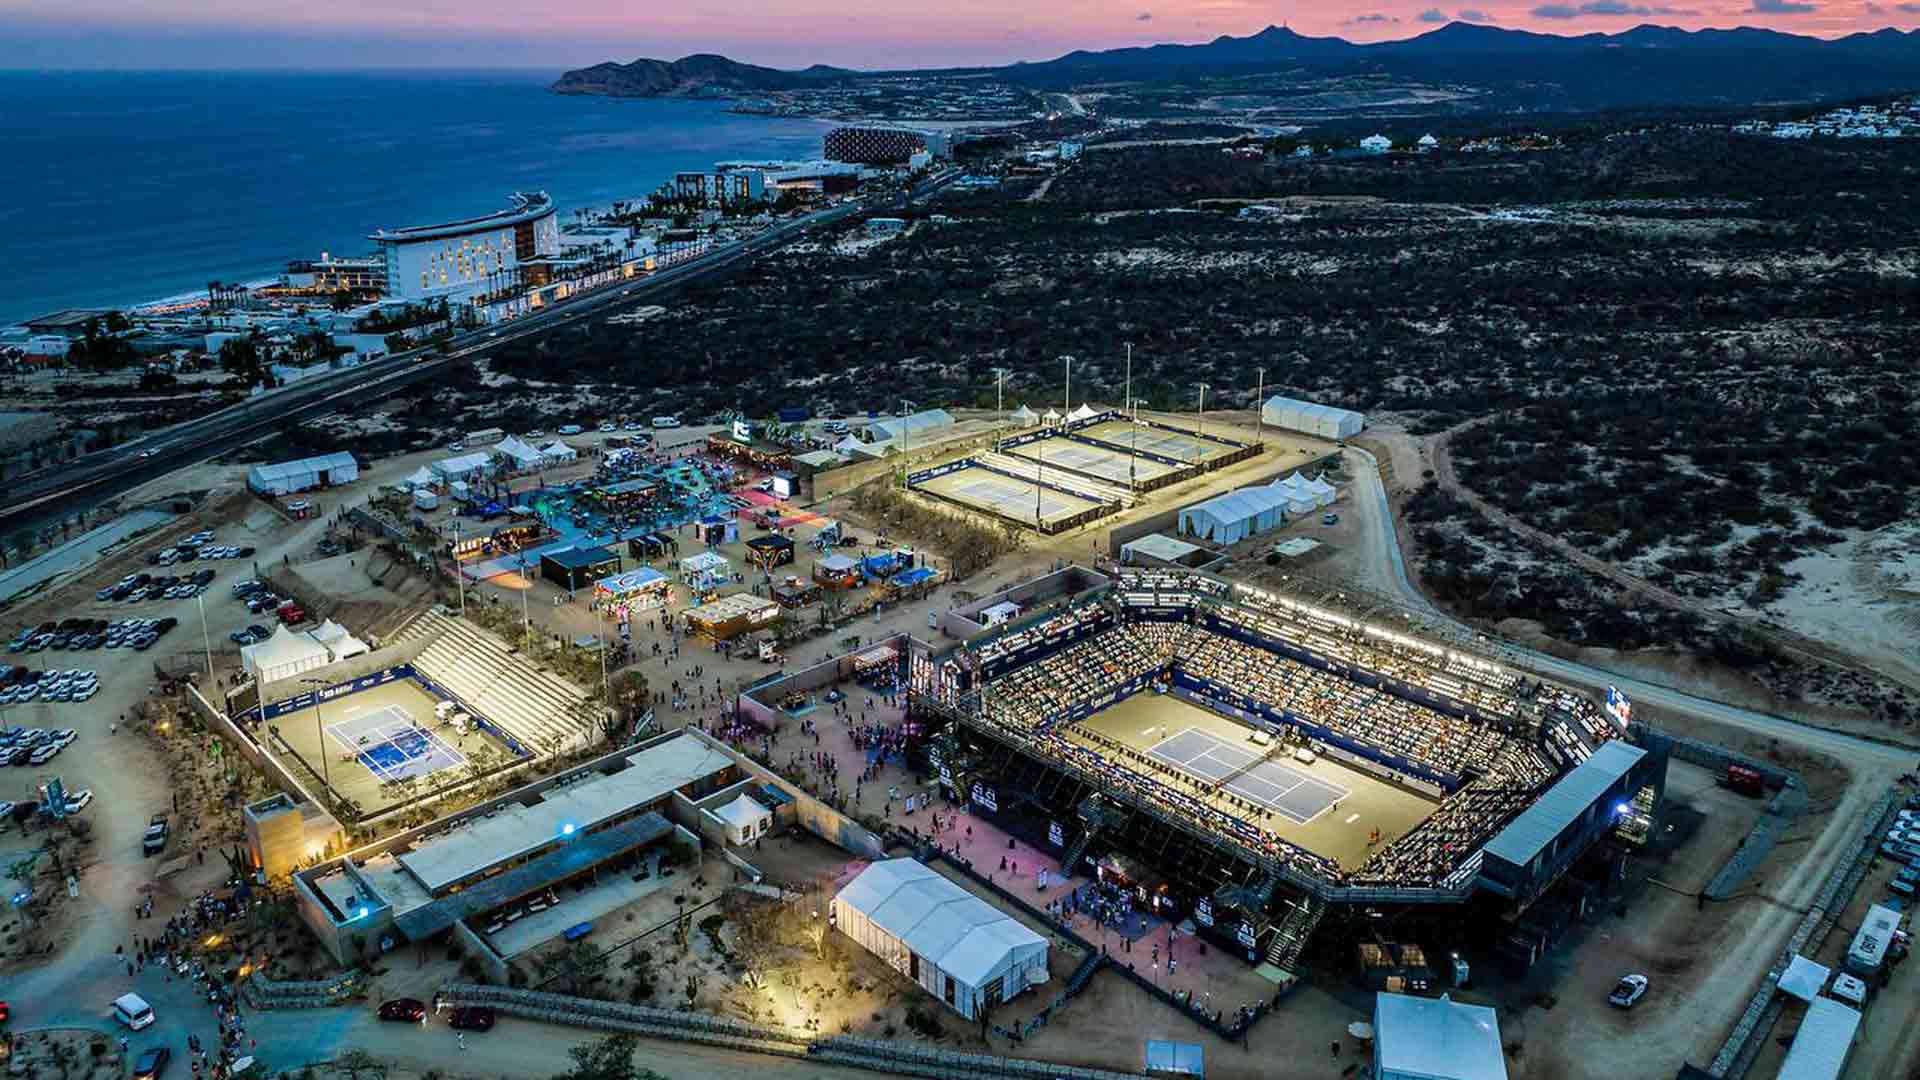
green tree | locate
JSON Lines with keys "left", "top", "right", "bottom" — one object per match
{"left": 549, "top": 1035, "right": 668, "bottom": 1080}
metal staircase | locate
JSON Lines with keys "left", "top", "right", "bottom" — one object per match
{"left": 1264, "top": 894, "right": 1327, "bottom": 973}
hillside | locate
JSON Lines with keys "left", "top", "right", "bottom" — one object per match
{"left": 551, "top": 53, "right": 849, "bottom": 97}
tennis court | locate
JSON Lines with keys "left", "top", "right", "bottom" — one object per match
{"left": 327, "top": 703, "right": 467, "bottom": 784}
{"left": 913, "top": 463, "right": 1106, "bottom": 529}
{"left": 1147, "top": 726, "right": 1349, "bottom": 825}
{"left": 1003, "top": 436, "right": 1176, "bottom": 486}
{"left": 1079, "top": 420, "right": 1239, "bottom": 466}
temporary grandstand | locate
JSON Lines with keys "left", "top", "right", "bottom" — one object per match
{"left": 896, "top": 566, "right": 1668, "bottom": 976}
{"left": 385, "top": 609, "right": 595, "bottom": 754}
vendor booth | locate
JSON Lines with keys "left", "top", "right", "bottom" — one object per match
{"left": 694, "top": 514, "right": 738, "bottom": 546}
{"left": 771, "top": 577, "right": 822, "bottom": 609}
{"left": 450, "top": 521, "right": 548, "bottom": 560}
{"left": 887, "top": 566, "right": 941, "bottom": 600}
{"left": 981, "top": 600, "right": 1021, "bottom": 627}
{"left": 684, "top": 592, "right": 780, "bottom": 642}
{"left": 679, "top": 551, "right": 731, "bottom": 593}
{"left": 814, "top": 553, "right": 860, "bottom": 588}
{"left": 769, "top": 471, "right": 800, "bottom": 499}
{"left": 852, "top": 644, "right": 901, "bottom": 691}
{"left": 627, "top": 532, "right": 678, "bottom": 562}
{"left": 586, "top": 478, "right": 658, "bottom": 513}
{"left": 745, "top": 534, "right": 796, "bottom": 572}
{"left": 541, "top": 545, "right": 621, "bottom": 591}
{"left": 594, "top": 567, "right": 673, "bottom": 616}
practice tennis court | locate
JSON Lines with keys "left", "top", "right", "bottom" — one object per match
{"left": 1147, "top": 726, "right": 1349, "bottom": 825}
{"left": 326, "top": 703, "right": 467, "bottom": 784}
{"left": 1079, "top": 420, "right": 1239, "bottom": 466}
{"left": 1003, "top": 436, "right": 1176, "bottom": 486}
{"left": 913, "top": 463, "right": 1106, "bottom": 529}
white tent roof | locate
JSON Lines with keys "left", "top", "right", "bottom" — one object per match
{"left": 434, "top": 451, "right": 493, "bottom": 476}
{"left": 1042, "top": 409, "right": 1061, "bottom": 422}
{"left": 1187, "top": 486, "right": 1291, "bottom": 526}
{"left": 1010, "top": 405, "right": 1039, "bottom": 424}
{"left": 680, "top": 551, "right": 729, "bottom": 574}
{"left": 495, "top": 435, "right": 543, "bottom": 465}
{"left": 1067, "top": 404, "right": 1099, "bottom": 422}
{"left": 833, "top": 435, "right": 868, "bottom": 456}
{"left": 715, "top": 793, "right": 771, "bottom": 833}
{"left": 248, "top": 452, "right": 356, "bottom": 486}
{"left": 1374, "top": 992, "right": 1507, "bottom": 1080}
{"left": 239, "top": 624, "right": 332, "bottom": 683}
{"left": 539, "top": 440, "right": 577, "bottom": 460}
{"left": 836, "top": 859, "right": 1047, "bottom": 986}
{"left": 1303, "top": 473, "right": 1337, "bottom": 499}
{"left": 404, "top": 466, "right": 435, "bottom": 488}
{"left": 871, "top": 409, "right": 955, "bottom": 442}
{"left": 1778, "top": 954, "right": 1830, "bottom": 1003}
{"left": 308, "top": 620, "right": 370, "bottom": 660}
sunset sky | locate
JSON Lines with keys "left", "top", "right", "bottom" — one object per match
{"left": 1, "top": 0, "right": 1913, "bottom": 69}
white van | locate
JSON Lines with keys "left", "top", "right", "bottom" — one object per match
{"left": 113, "top": 992, "right": 156, "bottom": 1030}
{"left": 651, "top": 416, "right": 681, "bottom": 429}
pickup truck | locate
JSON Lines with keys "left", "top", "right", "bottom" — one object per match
{"left": 142, "top": 812, "right": 169, "bottom": 857}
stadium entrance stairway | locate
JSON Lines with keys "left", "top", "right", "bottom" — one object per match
{"left": 1265, "top": 893, "right": 1326, "bottom": 974}
{"left": 385, "top": 609, "right": 594, "bottom": 756}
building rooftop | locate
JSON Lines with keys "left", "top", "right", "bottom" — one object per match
{"left": 396, "top": 735, "right": 735, "bottom": 893}
{"left": 1374, "top": 991, "right": 1507, "bottom": 1080}
{"left": 371, "top": 191, "right": 555, "bottom": 244}
{"left": 1484, "top": 740, "right": 1646, "bottom": 868}
{"left": 393, "top": 812, "right": 673, "bottom": 941}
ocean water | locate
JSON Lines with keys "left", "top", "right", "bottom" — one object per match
{"left": 0, "top": 69, "right": 834, "bottom": 324}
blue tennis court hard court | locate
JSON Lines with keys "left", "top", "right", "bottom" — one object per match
{"left": 1147, "top": 727, "right": 1349, "bottom": 825}
{"left": 327, "top": 704, "right": 466, "bottom": 784}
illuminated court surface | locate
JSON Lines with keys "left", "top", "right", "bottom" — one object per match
{"left": 913, "top": 464, "right": 1104, "bottom": 528}
{"left": 1069, "top": 692, "right": 1436, "bottom": 870}
{"left": 1003, "top": 436, "right": 1176, "bottom": 486}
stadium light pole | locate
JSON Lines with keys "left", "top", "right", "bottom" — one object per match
{"left": 451, "top": 520, "right": 467, "bottom": 617}
{"left": 1255, "top": 367, "right": 1265, "bottom": 444}
{"left": 1061, "top": 355, "right": 1074, "bottom": 416}
{"left": 196, "top": 591, "right": 213, "bottom": 682}
{"left": 301, "top": 675, "right": 332, "bottom": 792}
{"left": 1196, "top": 384, "right": 1209, "bottom": 442}
{"left": 1125, "top": 343, "right": 1137, "bottom": 494}
{"left": 1034, "top": 440, "right": 1046, "bottom": 527}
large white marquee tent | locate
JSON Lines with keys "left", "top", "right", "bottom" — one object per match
{"left": 1179, "top": 486, "right": 1291, "bottom": 545}
{"left": 1261, "top": 396, "right": 1365, "bottom": 441}
{"left": 240, "top": 625, "right": 334, "bottom": 684}
{"left": 830, "top": 859, "right": 1048, "bottom": 1021}
{"left": 246, "top": 452, "right": 359, "bottom": 497}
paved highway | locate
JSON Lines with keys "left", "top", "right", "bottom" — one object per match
{"left": 0, "top": 171, "right": 957, "bottom": 535}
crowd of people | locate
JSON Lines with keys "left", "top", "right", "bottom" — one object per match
{"left": 965, "top": 605, "right": 1567, "bottom": 888}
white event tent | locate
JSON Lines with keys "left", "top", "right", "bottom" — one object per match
{"left": 830, "top": 859, "right": 1048, "bottom": 1021}
{"left": 240, "top": 624, "right": 333, "bottom": 684}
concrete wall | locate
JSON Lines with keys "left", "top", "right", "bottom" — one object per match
{"left": 942, "top": 564, "right": 1107, "bottom": 640}
{"left": 453, "top": 917, "right": 512, "bottom": 985}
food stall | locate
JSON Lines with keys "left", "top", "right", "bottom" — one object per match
{"left": 814, "top": 553, "right": 861, "bottom": 589}
{"left": 627, "top": 532, "right": 677, "bottom": 562}
{"left": 771, "top": 575, "right": 822, "bottom": 609}
{"left": 745, "top": 534, "right": 796, "bottom": 573}
{"left": 593, "top": 567, "right": 674, "bottom": 618}
{"left": 852, "top": 643, "right": 901, "bottom": 691}
{"left": 679, "top": 551, "right": 731, "bottom": 595}
{"left": 683, "top": 592, "right": 781, "bottom": 642}
{"left": 694, "top": 513, "right": 738, "bottom": 546}
{"left": 449, "top": 520, "right": 549, "bottom": 561}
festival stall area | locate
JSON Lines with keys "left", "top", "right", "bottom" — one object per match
{"left": 683, "top": 592, "right": 780, "bottom": 642}
{"left": 744, "top": 534, "right": 796, "bottom": 572}
{"left": 679, "top": 551, "right": 732, "bottom": 596}
{"left": 594, "top": 567, "right": 674, "bottom": 617}
{"left": 814, "top": 553, "right": 860, "bottom": 589}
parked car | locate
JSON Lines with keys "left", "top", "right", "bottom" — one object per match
{"left": 1608, "top": 973, "right": 1649, "bottom": 1008}
{"left": 131, "top": 1046, "right": 171, "bottom": 1080}
{"left": 64, "top": 788, "right": 93, "bottom": 813}
{"left": 651, "top": 416, "right": 681, "bottom": 429}
{"left": 447, "top": 1006, "right": 496, "bottom": 1031}
{"left": 378, "top": 998, "right": 428, "bottom": 1023}
{"left": 142, "top": 813, "right": 169, "bottom": 856}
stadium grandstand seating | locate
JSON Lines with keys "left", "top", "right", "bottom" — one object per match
{"left": 386, "top": 610, "right": 594, "bottom": 755}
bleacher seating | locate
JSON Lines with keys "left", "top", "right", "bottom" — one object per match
{"left": 387, "top": 610, "right": 592, "bottom": 755}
